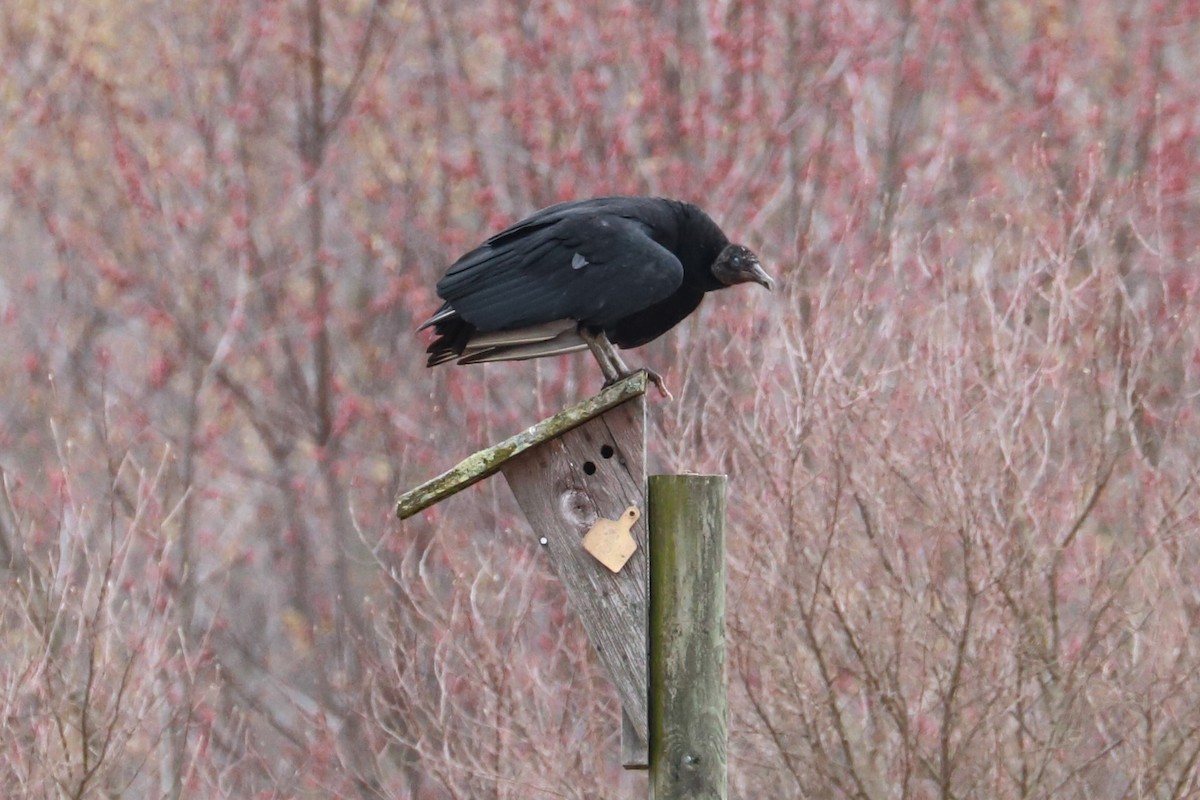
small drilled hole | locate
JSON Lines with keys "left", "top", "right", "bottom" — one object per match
{"left": 600, "top": 444, "right": 615, "bottom": 459}
{"left": 583, "top": 461, "right": 596, "bottom": 475}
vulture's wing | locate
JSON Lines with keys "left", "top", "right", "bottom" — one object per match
{"left": 435, "top": 211, "right": 684, "bottom": 332}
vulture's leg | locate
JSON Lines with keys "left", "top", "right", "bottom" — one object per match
{"left": 580, "top": 328, "right": 623, "bottom": 382}
{"left": 580, "top": 328, "right": 672, "bottom": 400}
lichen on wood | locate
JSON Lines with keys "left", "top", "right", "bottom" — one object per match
{"left": 395, "top": 370, "right": 648, "bottom": 519}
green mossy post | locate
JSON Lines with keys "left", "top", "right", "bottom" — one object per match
{"left": 648, "top": 474, "right": 728, "bottom": 800}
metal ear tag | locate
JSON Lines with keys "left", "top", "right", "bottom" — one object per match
{"left": 582, "top": 506, "right": 639, "bottom": 573}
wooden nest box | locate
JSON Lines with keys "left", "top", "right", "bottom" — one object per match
{"left": 397, "top": 371, "right": 653, "bottom": 766}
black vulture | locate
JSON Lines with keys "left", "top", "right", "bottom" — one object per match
{"left": 418, "top": 196, "right": 773, "bottom": 395}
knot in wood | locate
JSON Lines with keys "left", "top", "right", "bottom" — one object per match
{"left": 559, "top": 487, "right": 596, "bottom": 528}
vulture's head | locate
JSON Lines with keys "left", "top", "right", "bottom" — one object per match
{"left": 712, "top": 244, "right": 774, "bottom": 291}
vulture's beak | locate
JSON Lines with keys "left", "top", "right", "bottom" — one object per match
{"left": 750, "top": 263, "right": 775, "bottom": 292}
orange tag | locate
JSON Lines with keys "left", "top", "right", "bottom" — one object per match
{"left": 582, "top": 507, "right": 640, "bottom": 573}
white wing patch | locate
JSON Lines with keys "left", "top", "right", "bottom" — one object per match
{"left": 458, "top": 319, "right": 586, "bottom": 364}
{"left": 571, "top": 252, "right": 589, "bottom": 270}
{"left": 461, "top": 319, "right": 576, "bottom": 350}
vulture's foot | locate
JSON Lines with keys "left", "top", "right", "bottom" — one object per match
{"left": 602, "top": 367, "right": 672, "bottom": 400}
{"left": 642, "top": 368, "right": 672, "bottom": 400}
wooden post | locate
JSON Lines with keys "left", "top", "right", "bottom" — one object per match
{"left": 648, "top": 474, "right": 727, "bottom": 800}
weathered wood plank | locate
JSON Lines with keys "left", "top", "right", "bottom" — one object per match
{"left": 623, "top": 708, "right": 647, "bottom": 770}
{"left": 649, "top": 474, "right": 727, "bottom": 800}
{"left": 501, "top": 396, "right": 649, "bottom": 759}
{"left": 395, "top": 371, "right": 648, "bottom": 519}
